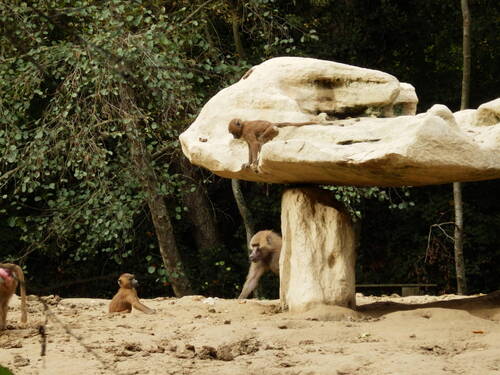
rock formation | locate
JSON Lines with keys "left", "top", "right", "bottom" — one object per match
{"left": 179, "top": 57, "right": 500, "bottom": 312}
{"left": 180, "top": 57, "right": 500, "bottom": 186}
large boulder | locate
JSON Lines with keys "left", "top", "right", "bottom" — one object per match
{"left": 179, "top": 57, "right": 500, "bottom": 186}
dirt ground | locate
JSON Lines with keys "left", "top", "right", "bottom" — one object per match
{"left": 1, "top": 291, "right": 499, "bottom": 375}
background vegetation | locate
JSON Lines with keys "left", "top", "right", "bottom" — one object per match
{"left": 1, "top": 0, "right": 498, "bottom": 298}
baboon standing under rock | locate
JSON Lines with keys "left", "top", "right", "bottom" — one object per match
{"left": 238, "top": 230, "right": 282, "bottom": 299}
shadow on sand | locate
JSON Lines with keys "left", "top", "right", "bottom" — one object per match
{"left": 357, "top": 290, "right": 500, "bottom": 320}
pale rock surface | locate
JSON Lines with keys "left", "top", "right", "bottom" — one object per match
{"left": 280, "top": 187, "right": 356, "bottom": 312}
{"left": 383, "top": 82, "right": 418, "bottom": 117}
{"left": 179, "top": 57, "right": 500, "bottom": 186}
{"left": 454, "top": 98, "right": 500, "bottom": 151}
{"left": 476, "top": 97, "right": 500, "bottom": 126}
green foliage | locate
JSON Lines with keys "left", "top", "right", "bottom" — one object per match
{"left": 0, "top": 0, "right": 213, "bottom": 265}
{"left": 321, "top": 186, "right": 414, "bottom": 220}
{"left": 0, "top": 366, "right": 14, "bottom": 375}
{"left": 189, "top": 245, "right": 247, "bottom": 298}
{"left": 240, "top": 0, "right": 318, "bottom": 56}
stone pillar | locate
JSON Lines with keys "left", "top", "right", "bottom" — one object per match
{"left": 280, "top": 187, "right": 356, "bottom": 312}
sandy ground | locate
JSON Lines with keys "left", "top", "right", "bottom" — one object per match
{"left": 1, "top": 291, "right": 499, "bottom": 375}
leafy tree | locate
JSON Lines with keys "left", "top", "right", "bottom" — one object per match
{"left": 0, "top": 0, "right": 229, "bottom": 295}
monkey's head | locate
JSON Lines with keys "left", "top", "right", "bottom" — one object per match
{"left": 118, "top": 273, "right": 138, "bottom": 289}
{"left": 249, "top": 231, "right": 274, "bottom": 263}
{"left": 0, "top": 267, "right": 14, "bottom": 287}
{"left": 228, "top": 118, "right": 243, "bottom": 139}
{"left": 0, "top": 267, "right": 17, "bottom": 282}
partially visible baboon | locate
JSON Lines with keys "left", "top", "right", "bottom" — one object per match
{"left": 238, "top": 230, "right": 282, "bottom": 299}
{"left": 109, "top": 273, "right": 155, "bottom": 314}
{"left": 0, "top": 263, "right": 27, "bottom": 330}
{"left": 228, "top": 118, "right": 324, "bottom": 169}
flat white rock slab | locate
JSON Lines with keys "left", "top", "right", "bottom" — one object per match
{"left": 180, "top": 57, "right": 500, "bottom": 186}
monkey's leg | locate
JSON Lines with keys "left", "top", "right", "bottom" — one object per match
{"left": 241, "top": 140, "right": 252, "bottom": 169}
{"left": 132, "top": 301, "right": 155, "bottom": 314}
{"left": 238, "top": 263, "right": 266, "bottom": 299}
{"left": 0, "top": 300, "right": 8, "bottom": 329}
{"left": 259, "top": 126, "right": 279, "bottom": 142}
{"left": 13, "top": 265, "right": 27, "bottom": 324}
{"left": 110, "top": 309, "right": 132, "bottom": 314}
{"left": 249, "top": 140, "right": 261, "bottom": 168}
{"left": 251, "top": 126, "right": 279, "bottom": 171}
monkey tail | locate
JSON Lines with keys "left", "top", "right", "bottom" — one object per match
{"left": 14, "top": 265, "right": 27, "bottom": 323}
{"left": 275, "top": 121, "right": 318, "bottom": 127}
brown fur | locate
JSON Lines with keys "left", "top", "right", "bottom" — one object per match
{"left": 228, "top": 118, "right": 321, "bottom": 170}
{"left": 238, "top": 230, "right": 282, "bottom": 299}
{"left": 109, "top": 273, "right": 154, "bottom": 314}
{"left": 0, "top": 263, "right": 27, "bottom": 330}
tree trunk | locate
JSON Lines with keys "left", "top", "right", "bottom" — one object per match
{"left": 180, "top": 156, "right": 220, "bottom": 250}
{"left": 280, "top": 187, "right": 356, "bottom": 312}
{"left": 231, "top": 179, "right": 255, "bottom": 247}
{"left": 453, "top": 0, "right": 471, "bottom": 295}
{"left": 229, "top": 0, "right": 246, "bottom": 59}
{"left": 227, "top": 1, "right": 257, "bottom": 273}
{"left": 453, "top": 182, "right": 467, "bottom": 294}
{"left": 228, "top": 0, "right": 254, "bottom": 246}
{"left": 461, "top": 0, "right": 471, "bottom": 111}
{"left": 227, "top": 1, "right": 260, "bottom": 296}
{"left": 122, "top": 88, "right": 193, "bottom": 296}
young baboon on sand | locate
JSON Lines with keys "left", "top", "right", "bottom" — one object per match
{"left": 109, "top": 273, "right": 155, "bottom": 314}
